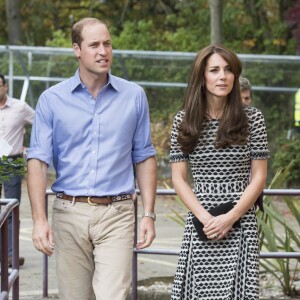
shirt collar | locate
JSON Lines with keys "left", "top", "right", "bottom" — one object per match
{"left": 70, "top": 69, "right": 119, "bottom": 93}
{"left": 107, "top": 74, "right": 119, "bottom": 92}
{"left": 2, "top": 95, "right": 12, "bottom": 108}
{"left": 69, "top": 69, "right": 83, "bottom": 92}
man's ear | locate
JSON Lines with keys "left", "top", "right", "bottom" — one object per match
{"left": 73, "top": 43, "right": 80, "bottom": 58}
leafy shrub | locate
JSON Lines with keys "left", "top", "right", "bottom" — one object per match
{"left": 272, "top": 137, "right": 300, "bottom": 186}
{"left": 258, "top": 164, "right": 300, "bottom": 297}
{"left": 0, "top": 156, "right": 26, "bottom": 182}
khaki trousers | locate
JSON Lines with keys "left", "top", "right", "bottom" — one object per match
{"left": 52, "top": 198, "right": 135, "bottom": 300}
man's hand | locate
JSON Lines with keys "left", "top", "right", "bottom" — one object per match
{"left": 136, "top": 217, "right": 156, "bottom": 249}
{"left": 32, "top": 219, "right": 54, "bottom": 256}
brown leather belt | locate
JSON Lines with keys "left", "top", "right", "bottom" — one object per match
{"left": 56, "top": 192, "right": 132, "bottom": 206}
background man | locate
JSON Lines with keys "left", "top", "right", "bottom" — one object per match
{"left": 239, "top": 76, "right": 252, "bottom": 107}
{"left": 0, "top": 73, "right": 35, "bottom": 267}
{"left": 239, "top": 75, "right": 264, "bottom": 212}
{"left": 27, "top": 18, "right": 157, "bottom": 300}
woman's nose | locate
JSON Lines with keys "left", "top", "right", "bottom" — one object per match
{"left": 219, "top": 69, "right": 226, "bottom": 79}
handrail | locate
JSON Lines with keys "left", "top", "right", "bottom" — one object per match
{"left": 134, "top": 248, "right": 300, "bottom": 258}
{"left": 1, "top": 45, "right": 300, "bottom": 61}
{"left": 43, "top": 188, "right": 300, "bottom": 299}
{"left": 0, "top": 199, "right": 20, "bottom": 300}
{"left": 154, "top": 188, "right": 300, "bottom": 196}
{"left": 1, "top": 45, "right": 300, "bottom": 100}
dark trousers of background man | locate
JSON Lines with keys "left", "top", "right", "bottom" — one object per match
{"left": 0, "top": 174, "right": 22, "bottom": 257}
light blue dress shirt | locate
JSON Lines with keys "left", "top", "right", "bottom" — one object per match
{"left": 27, "top": 70, "right": 156, "bottom": 196}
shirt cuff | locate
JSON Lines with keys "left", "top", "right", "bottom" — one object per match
{"left": 132, "top": 145, "right": 157, "bottom": 164}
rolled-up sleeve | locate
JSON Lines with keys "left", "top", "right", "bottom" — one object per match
{"left": 132, "top": 88, "right": 156, "bottom": 163}
{"left": 27, "top": 92, "right": 53, "bottom": 165}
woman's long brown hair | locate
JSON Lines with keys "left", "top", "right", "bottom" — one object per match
{"left": 177, "top": 44, "right": 249, "bottom": 153}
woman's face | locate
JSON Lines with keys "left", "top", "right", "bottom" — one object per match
{"left": 204, "top": 53, "right": 235, "bottom": 100}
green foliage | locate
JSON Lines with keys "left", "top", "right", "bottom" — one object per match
{"left": 45, "top": 30, "right": 71, "bottom": 48}
{"left": 257, "top": 165, "right": 300, "bottom": 296}
{"left": 1, "top": 0, "right": 299, "bottom": 54}
{"left": 240, "top": 57, "right": 299, "bottom": 181}
{"left": 112, "top": 20, "right": 158, "bottom": 50}
{"left": 0, "top": 156, "right": 26, "bottom": 182}
{"left": 224, "top": 0, "right": 298, "bottom": 55}
{"left": 272, "top": 138, "right": 300, "bottom": 186}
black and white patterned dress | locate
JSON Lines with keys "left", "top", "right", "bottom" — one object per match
{"left": 170, "top": 106, "right": 269, "bottom": 300}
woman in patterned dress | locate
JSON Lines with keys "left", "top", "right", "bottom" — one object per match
{"left": 170, "top": 45, "right": 269, "bottom": 299}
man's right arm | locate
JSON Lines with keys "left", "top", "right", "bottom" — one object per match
{"left": 27, "top": 158, "right": 54, "bottom": 256}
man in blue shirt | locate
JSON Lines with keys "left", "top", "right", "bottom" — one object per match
{"left": 27, "top": 18, "right": 157, "bottom": 300}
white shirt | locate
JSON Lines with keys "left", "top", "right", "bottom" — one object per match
{"left": 0, "top": 96, "right": 35, "bottom": 156}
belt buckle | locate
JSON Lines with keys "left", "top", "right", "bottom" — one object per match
{"left": 87, "top": 196, "right": 98, "bottom": 206}
{"left": 56, "top": 192, "right": 63, "bottom": 199}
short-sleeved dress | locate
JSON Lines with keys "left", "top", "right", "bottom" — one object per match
{"left": 170, "top": 106, "right": 269, "bottom": 300}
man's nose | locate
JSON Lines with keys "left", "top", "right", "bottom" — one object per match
{"left": 98, "top": 44, "right": 106, "bottom": 55}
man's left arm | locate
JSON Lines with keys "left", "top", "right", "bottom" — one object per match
{"left": 135, "top": 156, "right": 157, "bottom": 249}
{"left": 24, "top": 102, "right": 35, "bottom": 125}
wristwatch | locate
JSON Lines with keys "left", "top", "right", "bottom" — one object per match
{"left": 142, "top": 211, "right": 156, "bottom": 221}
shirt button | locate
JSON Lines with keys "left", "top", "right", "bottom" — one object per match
{"left": 91, "top": 170, "right": 95, "bottom": 173}
{"left": 92, "top": 150, "right": 96, "bottom": 154}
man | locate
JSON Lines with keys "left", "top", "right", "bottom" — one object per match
{"left": 27, "top": 18, "right": 157, "bottom": 300}
{"left": 239, "top": 75, "right": 264, "bottom": 212}
{"left": 0, "top": 73, "right": 35, "bottom": 267}
{"left": 239, "top": 76, "right": 252, "bottom": 107}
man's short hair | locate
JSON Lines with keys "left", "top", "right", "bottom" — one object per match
{"left": 0, "top": 74, "right": 6, "bottom": 85}
{"left": 239, "top": 76, "right": 252, "bottom": 93}
{"left": 71, "top": 18, "right": 108, "bottom": 47}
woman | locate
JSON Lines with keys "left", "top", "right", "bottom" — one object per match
{"left": 170, "top": 45, "right": 269, "bottom": 299}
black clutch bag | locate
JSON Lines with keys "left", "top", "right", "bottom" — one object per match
{"left": 192, "top": 201, "right": 240, "bottom": 241}
{"left": 254, "top": 191, "right": 264, "bottom": 212}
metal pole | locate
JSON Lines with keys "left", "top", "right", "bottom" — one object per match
{"left": 0, "top": 199, "right": 20, "bottom": 299}
{"left": 20, "top": 77, "right": 29, "bottom": 103}
{"left": 8, "top": 47, "right": 13, "bottom": 98}
{"left": 12, "top": 205, "right": 19, "bottom": 300}
{"left": 1, "top": 219, "right": 9, "bottom": 293}
{"left": 43, "top": 195, "right": 48, "bottom": 298}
